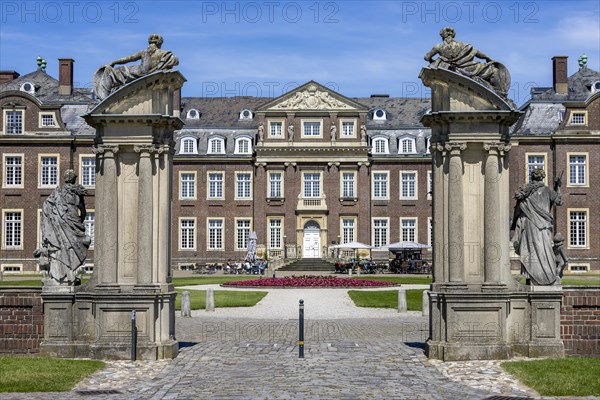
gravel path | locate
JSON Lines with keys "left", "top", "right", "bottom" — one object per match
{"left": 178, "top": 284, "right": 429, "bottom": 319}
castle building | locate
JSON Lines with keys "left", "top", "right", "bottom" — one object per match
{"left": 0, "top": 56, "right": 598, "bottom": 274}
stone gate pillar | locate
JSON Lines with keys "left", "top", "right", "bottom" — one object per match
{"left": 420, "top": 67, "right": 564, "bottom": 360}
{"left": 41, "top": 70, "right": 185, "bottom": 360}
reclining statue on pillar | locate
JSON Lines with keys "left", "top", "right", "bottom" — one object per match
{"left": 424, "top": 27, "right": 511, "bottom": 100}
{"left": 34, "top": 170, "right": 91, "bottom": 286}
{"left": 93, "top": 33, "right": 179, "bottom": 100}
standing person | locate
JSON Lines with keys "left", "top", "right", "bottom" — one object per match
{"left": 511, "top": 168, "right": 563, "bottom": 285}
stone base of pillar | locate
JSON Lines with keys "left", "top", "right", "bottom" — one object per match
{"left": 41, "top": 291, "right": 178, "bottom": 360}
{"left": 428, "top": 289, "right": 564, "bottom": 361}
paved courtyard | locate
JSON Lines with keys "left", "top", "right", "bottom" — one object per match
{"left": 3, "top": 287, "right": 598, "bottom": 399}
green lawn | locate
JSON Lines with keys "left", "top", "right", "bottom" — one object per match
{"left": 0, "top": 356, "right": 105, "bottom": 392}
{"left": 172, "top": 275, "right": 259, "bottom": 287}
{"left": 175, "top": 289, "right": 267, "bottom": 310}
{"left": 348, "top": 289, "right": 425, "bottom": 311}
{"left": 502, "top": 358, "right": 600, "bottom": 396}
{"left": 352, "top": 276, "right": 432, "bottom": 285}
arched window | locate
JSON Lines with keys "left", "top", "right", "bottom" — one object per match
{"left": 186, "top": 109, "right": 200, "bottom": 119}
{"left": 398, "top": 137, "right": 416, "bottom": 154}
{"left": 373, "top": 109, "right": 386, "bottom": 121}
{"left": 208, "top": 136, "right": 225, "bottom": 154}
{"left": 239, "top": 109, "right": 253, "bottom": 120}
{"left": 372, "top": 137, "right": 389, "bottom": 154}
{"left": 180, "top": 137, "right": 198, "bottom": 154}
{"left": 235, "top": 137, "right": 252, "bottom": 154}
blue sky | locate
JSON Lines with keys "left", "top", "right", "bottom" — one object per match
{"left": 1, "top": 0, "right": 599, "bottom": 105}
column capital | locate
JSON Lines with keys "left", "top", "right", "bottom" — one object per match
{"left": 92, "top": 145, "right": 119, "bottom": 155}
{"left": 133, "top": 144, "right": 157, "bottom": 154}
{"left": 444, "top": 142, "right": 467, "bottom": 154}
{"left": 483, "top": 142, "right": 511, "bottom": 154}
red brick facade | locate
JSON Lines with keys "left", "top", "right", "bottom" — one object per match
{"left": 561, "top": 288, "right": 600, "bottom": 357}
{"left": 0, "top": 287, "right": 43, "bottom": 354}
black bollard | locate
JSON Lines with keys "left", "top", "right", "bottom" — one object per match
{"left": 299, "top": 299, "right": 304, "bottom": 358}
{"left": 131, "top": 309, "right": 137, "bottom": 361}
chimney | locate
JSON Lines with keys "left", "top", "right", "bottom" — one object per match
{"left": 58, "top": 58, "right": 74, "bottom": 96}
{"left": 0, "top": 70, "right": 20, "bottom": 83}
{"left": 552, "top": 56, "right": 568, "bottom": 95}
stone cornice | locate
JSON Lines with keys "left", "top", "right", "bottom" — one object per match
{"left": 421, "top": 110, "right": 523, "bottom": 127}
{"left": 84, "top": 114, "right": 184, "bottom": 129}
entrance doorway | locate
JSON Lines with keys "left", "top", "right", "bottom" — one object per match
{"left": 303, "top": 220, "right": 321, "bottom": 258}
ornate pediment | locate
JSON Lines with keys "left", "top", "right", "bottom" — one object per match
{"left": 260, "top": 82, "right": 366, "bottom": 112}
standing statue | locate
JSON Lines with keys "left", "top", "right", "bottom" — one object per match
{"left": 330, "top": 123, "right": 337, "bottom": 141}
{"left": 360, "top": 124, "right": 367, "bottom": 142}
{"left": 424, "top": 27, "right": 510, "bottom": 99}
{"left": 93, "top": 34, "right": 179, "bottom": 100}
{"left": 258, "top": 124, "right": 264, "bottom": 141}
{"left": 511, "top": 168, "right": 563, "bottom": 285}
{"left": 288, "top": 125, "right": 294, "bottom": 142}
{"left": 35, "top": 170, "right": 91, "bottom": 286}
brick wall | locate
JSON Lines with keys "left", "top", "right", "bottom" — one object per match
{"left": 0, "top": 287, "right": 43, "bottom": 354}
{"left": 561, "top": 287, "right": 600, "bottom": 357}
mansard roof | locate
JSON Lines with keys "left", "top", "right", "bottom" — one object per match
{"left": 0, "top": 69, "right": 94, "bottom": 104}
{"left": 531, "top": 67, "right": 600, "bottom": 102}
{"left": 181, "top": 97, "right": 266, "bottom": 128}
{"left": 355, "top": 97, "right": 430, "bottom": 129}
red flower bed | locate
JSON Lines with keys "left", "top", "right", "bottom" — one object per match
{"left": 222, "top": 275, "right": 397, "bottom": 288}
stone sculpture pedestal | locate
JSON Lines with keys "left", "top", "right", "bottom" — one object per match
{"left": 420, "top": 67, "right": 564, "bottom": 360}
{"left": 41, "top": 70, "right": 185, "bottom": 360}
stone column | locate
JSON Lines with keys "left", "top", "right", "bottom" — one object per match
{"left": 483, "top": 143, "right": 501, "bottom": 284}
{"left": 156, "top": 144, "right": 173, "bottom": 285}
{"left": 134, "top": 144, "right": 155, "bottom": 285}
{"left": 92, "top": 145, "right": 119, "bottom": 286}
{"left": 446, "top": 142, "right": 466, "bottom": 283}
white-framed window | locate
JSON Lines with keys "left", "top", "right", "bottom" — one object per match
{"left": 180, "top": 137, "right": 198, "bottom": 154}
{"left": 526, "top": 153, "right": 547, "bottom": 183}
{"left": 303, "top": 172, "right": 321, "bottom": 197}
{"left": 428, "top": 217, "right": 433, "bottom": 248}
{"left": 236, "top": 172, "right": 252, "bottom": 200}
{"left": 302, "top": 119, "right": 322, "bottom": 137}
{"left": 568, "top": 263, "right": 589, "bottom": 273}
{"left": 179, "top": 218, "right": 196, "bottom": 250}
{"left": 3, "top": 110, "right": 23, "bottom": 134}
{"left": 373, "top": 109, "right": 386, "bottom": 121}
{"left": 84, "top": 211, "right": 95, "bottom": 249}
{"left": 568, "top": 153, "right": 587, "bottom": 187}
{"left": 2, "top": 210, "right": 22, "bottom": 249}
{"left": 180, "top": 172, "right": 196, "bottom": 200}
{"left": 341, "top": 171, "right": 356, "bottom": 198}
{"left": 1, "top": 264, "right": 22, "bottom": 273}
{"left": 372, "top": 137, "right": 389, "bottom": 154}
{"left": 207, "top": 172, "right": 224, "bottom": 199}
{"left": 268, "top": 171, "right": 283, "bottom": 198}
{"left": 39, "top": 112, "right": 57, "bottom": 127}
{"left": 208, "top": 137, "right": 225, "bottom": 154}
{"left": 268, "top": 120, "right": 284, "bottom": 137}
{"left": 425, "top": 137, "right": 431, "bottom": 154}
{"left": 80, "top": 156, "right": 95, "bottom": 187}
{"left": 235, "top": 137, "right": 252, "bottom": 154}
{"left": 427, "top": 171, "right": 433, "bottom": 200}
{"left": 569, "top": 111, "right": 586, "bottom": 125}
{"left": 207, "top": 218, "right": 224, "bottom": 250}
{"left": 239, "top": 109, "right": 253, "bottom": 120}
{"left": 39, "top": 155, "right": 59, "bottom": 188}
{"left": 235, "top": 218, "right": 252, "bottom": 251}
{"left": 268, "top": 218, "right": 283, "bottom": 249}
{"left": 372, "top": 171, "right": 389, "bottom": 200}
{"left": 568, "top": 209, "right": 588, "bottom": 248}
{"left": 401, "top": 218, "right": 417, "bottom": 242}
{"left": 339, "top": 118, "right": 357, "bottom": 138}
{"left": 186, "top": 109, "right": 200, "bottom": 119}
{"left": 400, "top": 171, "right": 418, "bottom": 200}
{"left": 399, "top": 137, "right": 417, "bottom": 154}
{"left": 3, "top": 154, "right": 23, "bottom": 188}
{"left": 341, "top": 218, "right": 356, "bottom": 244}
{"left": 372, "top": 218, "right": 389, "bottom": 248}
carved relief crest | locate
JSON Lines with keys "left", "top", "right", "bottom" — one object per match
{"left": 271, "top": 84, "right": 354, "bottom": 110}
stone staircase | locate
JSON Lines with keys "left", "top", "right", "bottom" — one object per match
{"left": 277, "top": 258, "right": 336, "bottom": 272}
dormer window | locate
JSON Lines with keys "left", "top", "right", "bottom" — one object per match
{"left": 20, "top": 82, "right": 35, "bottom": 95}
{"left": 398, "top": 137, "right": 416, "bottom": 154}
{"left": 373, "top": 109, "right": 386, "bottom": 121}
{"left": 180, "top": 137, "right": 198, "bottom": 154}
{"left": 239, "top": 109, "right": 253, "bottom": 120}
{"left": 372, "top": 137, "right": 389, "bottom": 154}
{"left": 235, "top": 137, "right": 252, "bottom": 154}
{"left": 208, "top": 136, "right": 225, "bottom": 154}
{"left": 39, "top": 112, "right": 56, "bottom": 127}
{"left": 569, "top": 112, "right": 587, "bottom": 125}
{"left": 186, "top": 109, "right": 200, "bottom": 119}
{"left": 592, "top": 81, "right": 600, "bottom": 93}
